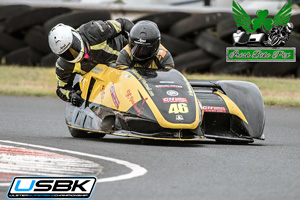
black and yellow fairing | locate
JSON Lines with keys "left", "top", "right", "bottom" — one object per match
{"left": 189, "top": 80, "right": 265, "bottom": 143}
{"left": 66, "top": 64, "right": 203, "bottom": 141}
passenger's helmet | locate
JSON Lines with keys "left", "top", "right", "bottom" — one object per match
{"left": 48, "top": 23, "right": 85, "bottom": 63}
{"left": 129, "top": 20, "right": 161, "bottom": 62}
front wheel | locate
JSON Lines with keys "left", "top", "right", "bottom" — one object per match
{"left": 68, "top": 127, "right": 106, "bottom": 138}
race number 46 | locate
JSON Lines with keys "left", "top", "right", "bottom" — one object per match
{"left": 169, "top": 103, "right": 189, "bottom": 114}
{"left": 7, "top": 177, "right": 97, "bottom": 199}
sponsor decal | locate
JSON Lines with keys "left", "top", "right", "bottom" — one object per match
{"left": 7, "top": 176, "right": 96, "bottom": 199}
{"left": 126, "top": 89, "right": 148, "bottom": 116}
{"left": 162, "top": 97, "right": 188, "bottom": 103}
{"left": 110, "top": 83, "right": 120, "bottom": 109}
{"left": 58, "top": 42, "right": 71, "bottom": 54}
{"left": 123, "top": 74, "right": 132, "bottom": 78}
{"left": 159, "top": 81, "right": 174, "bottom": 84}
{"left": 100, "top": 89, "right": 105, "bottom": 102}
{"left": 132, "top": 70, "right": 154, "bottom": 96}
{"left": 176, "top": 115, "right": 184, "bottom": 121}
{"left": 169, "top": 103, "right": 189, "bottom": 114}
{"left": 227, "top": 1, "right": 295, "bottom": 62}
{"left": 91, "top": 66, "right": 103, "bottom": 74}
{"left": 182, "top": 76, "right": 194, "bottom": 96}
{"left": 155, "top": 85, "right": 183, "bottom": 88}
{"left": 166, "top": 90, "right": 178, "bottom": 96}
{"left": 137, "top": 38, "right": 146, "bottom": 43}
{"left": 203, "top": 106, "right": 226, "bottom": 113}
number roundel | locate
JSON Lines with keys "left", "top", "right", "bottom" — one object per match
{"left": 168, "top": 103, "right": 189, "bottom": 114}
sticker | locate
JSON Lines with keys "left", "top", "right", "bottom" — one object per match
{"left": 203, "top": 106, "right": 226, "bottom": 113}
{"left": 166, "top": 90, "right": 178, "bottom": 96}
{"left": 169, "top": 103, "right": 189, "bottom": 114}
{"left": 132, "top": 70, "right": 154, "bottom": 96}
{"left": 155, "top": 85, "right": 183, "bottom": 88}
{"left": 100, "top": 90, "right": 105, "bottom": 102}
{"left": 123, "top": 74, "right": 132, "bottom": 78}
{"left": 182, "top": 77, "right": 194, "bottom": 96}
{"left": 125, "top": 89, "right": 148, "bottom": 116}
{"left": 162, "top": 97, "right": 187, "bottom": 103}
{"left": 160, "top": 81, "right": 174, "bottom": 84}
{"left": 110, "top": 83, "right": 120, "bottom": 109}
{"left": 176, "top": 115, "right": 184, "bottom": 121}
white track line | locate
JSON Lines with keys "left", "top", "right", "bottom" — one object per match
{"left": 0, "top": 140, "right": 147, "bottom": 187}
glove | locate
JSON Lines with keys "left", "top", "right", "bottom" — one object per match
{"left": 69, "top": 90, "right": 84, "bottom": 107}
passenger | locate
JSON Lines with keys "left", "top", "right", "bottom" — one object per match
{"left": 116, "top": 20, "right": 175, "bottom": 70}
{"left": 48, "top": 18, "right": 134, "bottom": 107}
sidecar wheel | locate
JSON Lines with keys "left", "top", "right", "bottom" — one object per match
{"left": 68, "top": 127, "right": 106, "bottom": 139}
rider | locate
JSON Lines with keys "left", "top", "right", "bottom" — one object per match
{"left": 116, "top": 20, "right": 174, "bottom": 70}
{"left": 48, "top": 18, "right": 134, "bottom": 107}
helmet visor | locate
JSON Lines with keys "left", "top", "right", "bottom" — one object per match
{"left": 131, "top": 40, "right": 159, "bottom": 61}
{"left": 59, "top": 31, "right": 84, "bottom": 63}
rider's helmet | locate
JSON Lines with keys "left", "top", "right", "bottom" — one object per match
{"left": 129, "top": 20, "right": 161, "bottom": 62}
{"left": 48, "top": 23, "right": 85, "bottom": 63}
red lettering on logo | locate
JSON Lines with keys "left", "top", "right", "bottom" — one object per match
{"left": 203, "top": 106, "right": 226, "bottom": 113}
{"left": 126, "top": 89, "right": 148, "bottom": 116}
{"left": 162, "top": 97, "right": 188, "bottom": 103}
{"left": 110, "top": 83, "right": 120, "bottom": 109}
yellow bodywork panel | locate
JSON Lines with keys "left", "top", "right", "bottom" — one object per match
{"left": 214, "top": 91, "right": 248, "bottom": 124}
{"left": 79, "top": 64, "right": 200, "bottom": 129}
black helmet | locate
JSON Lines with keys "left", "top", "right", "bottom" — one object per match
{"left": 129, "top": 20, "right": 161, "bottom": 62}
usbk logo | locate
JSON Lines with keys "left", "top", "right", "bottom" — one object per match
{"left": 7, "top": 177, "right": 97, "bottom": 199}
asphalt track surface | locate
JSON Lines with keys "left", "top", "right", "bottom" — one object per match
{"left": 0, "top": 95, "right": 300, "bottom": 200}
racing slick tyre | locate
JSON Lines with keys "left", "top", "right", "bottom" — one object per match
{"left": 253, "top": 62, "right": 299, "bottom": 77}
{"left": 25, "top": 26, "right": 51, "bottom": 54}
{"left": 4, "top": 7, "right": 71, "bottom": 33}
{"left": 290, "top": 13, "right": 300, "bottom": 29}
{"left": 133, "top": 12, "right": 191, "bottom": 33}
{"left": 44, "top": 10, "right": 111, "bottom": 34}
{"left": 0, "top": 50, "right": 4, "bottom": 59}
{"left": 4, "top": 46, "right": 43, "bottom": 66}
{"left": 195, "top": 31, "right": 230, "bottom": 58}
{"left": 0, "top": 32, "right": 26, "bottom": 52}
{"left": 174, "top": 49, "right": 215, "bottom": 73}
{"left": 40, "top": 53, "right": 57, "bottom": 67}
{"left": 216, "top": 17, "right": 237, "bottom": 41}
{"left": 161, "top": 33, "right": 196, "bottom": 56}
{"left": 0, "top": 5, "right": 31, "bottom": 21}
{"left": 285, "top": 36, "right": 300, "bottom": 59}
{"left": 0, "top": 22, "right": 4, "bottom": 32}
{"left": 68, "top": 127, "right": 106, "bottom": 139}
{"left": 211, "top": 59, "right": 253, "bottom": 75}
{"left": 169, "top": 13, "right": 232, "bottom": 38}
{"left": 296, "top": 67, "right": 300, "bottom": 78}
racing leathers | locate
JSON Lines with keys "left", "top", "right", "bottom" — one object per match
{"left": 55, "top": 18, "right": 134, "bottom": 105}
{"left": 116, "top": 44, "right": 175, "bottom": 69}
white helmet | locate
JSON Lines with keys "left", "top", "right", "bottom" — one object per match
{"left": 48, "top": 23, "right": 85, "bottom": 63}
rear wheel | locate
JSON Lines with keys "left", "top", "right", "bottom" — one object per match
{"left": 68, "top": 127, "right": 106, "bottom": 139}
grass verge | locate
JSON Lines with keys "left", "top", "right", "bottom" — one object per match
{"left": 0, "top": 66, "right": 56, "bottom": 97}
{"left": 186, "top": 73, "right": 300, "bottom": 107}
{"left": 0, "top": 66, "right": 300, "bottom": 107}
